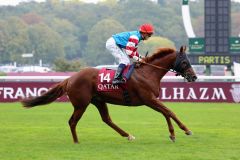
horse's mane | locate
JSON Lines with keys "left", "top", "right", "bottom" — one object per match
{"left": 145, "top": 48, "right": 175, "bottom": 63}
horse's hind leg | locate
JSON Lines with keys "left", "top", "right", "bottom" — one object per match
{"left": 68, "top": 106, "right": 87, "bottom": 143}
{"left": 93, "top": 100, "right": 135, "bottom": 141}
{"left": 68, "top": 93, "right": 91, "bottom": 143}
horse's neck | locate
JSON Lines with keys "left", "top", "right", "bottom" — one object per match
{"left": 137, "top": 64, "right": 164, "bottom": 86}
{"left": 142, "top": 54, "right": 176, "bottom": 81}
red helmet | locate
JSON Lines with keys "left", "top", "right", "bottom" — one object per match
{"left": 139, "top": 23, "right": 154, "bottom": 34}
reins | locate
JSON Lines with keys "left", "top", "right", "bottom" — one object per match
{"left": 139, "top": 61, "right": 179, "bottom": 74}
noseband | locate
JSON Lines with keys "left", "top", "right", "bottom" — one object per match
{"left": 173, "top": 51, "right": 191, "bottom": 73}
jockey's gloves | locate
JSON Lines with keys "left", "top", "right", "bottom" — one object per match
{"left": 133, "top": 55, "right": 142, "bottom": 62}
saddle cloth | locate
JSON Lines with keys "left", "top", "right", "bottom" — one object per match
{"left": 97, "top": 65, "right": 134, "bottom": 92}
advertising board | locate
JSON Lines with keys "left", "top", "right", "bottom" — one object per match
{"left": 0, "top": 82, "right": 240, "bottom": 103}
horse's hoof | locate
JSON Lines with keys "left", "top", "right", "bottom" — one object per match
{"left": 169, "top": 135, "right": 175, "bottom": 142}
{"left": 185, "top": 131, "right": 193, "bottom": 136}
{"left": 127, "top": 135, "right": 135, "bottom": 141}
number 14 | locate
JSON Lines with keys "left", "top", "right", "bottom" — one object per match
{"left": 99, "top": 73, "right": 111, "bottom": 83}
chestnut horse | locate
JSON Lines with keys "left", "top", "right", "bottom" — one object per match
{"left": 21, "top": 46, "right": 197, "bottom": 143}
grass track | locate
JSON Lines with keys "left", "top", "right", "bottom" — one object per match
{"left": 0, "top": 102, "right": 240, "bottom": 160}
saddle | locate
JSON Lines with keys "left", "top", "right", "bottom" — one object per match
{"left": 97, "top": 64, "right": 135, "bottom": 92}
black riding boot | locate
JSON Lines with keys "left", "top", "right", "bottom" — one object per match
{"left": 112, "top": 64, "right": 126, "bottom": 85}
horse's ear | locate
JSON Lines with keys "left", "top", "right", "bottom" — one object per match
{"left": 180, "top": 46, "right": 187, "bottom": 53}
{"left": 183, "top": 46, "right": 187, "bottom": 52}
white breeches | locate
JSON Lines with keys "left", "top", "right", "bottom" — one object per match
{"left": 106, "top": 37, "right": 130, "bottom": 65}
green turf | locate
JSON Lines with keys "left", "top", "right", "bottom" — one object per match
{"left": 0, "top": 102, "right": 239, "bottom": 160}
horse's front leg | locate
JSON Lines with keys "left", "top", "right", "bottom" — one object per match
{"left": 145, "top": 97, "right": 176, "bottom": 141}
{"left": 145, "top": 95, "right": 191, "bottom": 141}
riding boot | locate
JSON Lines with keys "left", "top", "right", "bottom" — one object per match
{"left": 112, "top": 64, "right": 126, "bottom": 85}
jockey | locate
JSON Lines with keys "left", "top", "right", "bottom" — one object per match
{"left": 106, "top": 23, "right": 154, "bottom": 85}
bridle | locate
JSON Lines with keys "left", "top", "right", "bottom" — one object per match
{"left": 173, "top": 51, "right": 191, "bottom": 73}
{"left": 140, "top": 49, "right": 197, "bottom": 82}
{"left": 139, "top": 51, "right": 192, "bottom": 78}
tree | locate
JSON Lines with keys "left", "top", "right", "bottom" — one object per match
{"left": 0, "top": 17, "right": 29, "bottom": 64}
{"left": 47, "top": 18, "right": 80, "bottom": 60}
{"left": 21, "top": 12, "right": 43, "bottom": 25}
{"left": 138, "top": 36, "right": 175, "bottom": 56}
{"left": 85, "top": 18, "right": 126, "bottom": 66}
{"left": 0, "top": 20, "right": 9, "bottom": 63}
{"left": 53, "top": 57, "right": 86, "bottom": 72}
{"left": 0, "top": 0, "right": 208, "bottom": 65}
{"left": 192, "top": 16, "right": 204, "bottom": 37}
{"left": 27, "top": 23, "right": 65, "bottom": 64}
{"left": 158, "top": 0, "right": 166, "bottom": 6}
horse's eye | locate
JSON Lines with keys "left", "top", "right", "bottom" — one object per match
{"left": 181, "top": 61, "right": 188, "bottom": 69}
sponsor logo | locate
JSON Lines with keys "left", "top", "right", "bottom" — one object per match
{"left": 0, "top": 87, "right": 48, "bottom": 99}
{"left": 230, "top": 84, "right": 240, "bottom": 103}
{"left": 1, "top": 82, "right": 240, "bottom": 103}
{"left": 161, "top": 87, "right": 227, "bottom": 100}
{"left": 97, "top": 84, "right": 119, "bottom": 91}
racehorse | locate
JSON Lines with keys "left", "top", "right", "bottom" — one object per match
{"left": 21, "top": 46, "right": 197, "bottom": 143}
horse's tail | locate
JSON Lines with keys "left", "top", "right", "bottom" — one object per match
{"left": 21, "top": 79, "right": 69, "bottom": 108}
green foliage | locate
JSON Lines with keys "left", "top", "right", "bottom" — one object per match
{"left": 85, "top": 18, "right": 126, "bottom": 66}
{"left": 53, "top": 57, "right": 86, "bottom": 71}
{"left": 0, "top": 0, "right": 239, "bottom": 66}
{"left": 48, "top": 18, "right": 80, "bottom": 59}
{"left": 27, "top": 23, "right": 65, "bottom": 64}
{"left": 0, "top": 17, "right": 29, "bottom": 63}
{"left": 0, "top": 72, "right": 7, "bottom": 76}
{"left": 158, "top": 0, "right": 166, "bottom": 6}
{"left": 138, "top": 36, "right": 175, "bottom": 55}
{"left": 21, "top": 12, "right": 43, "bottom": 25}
